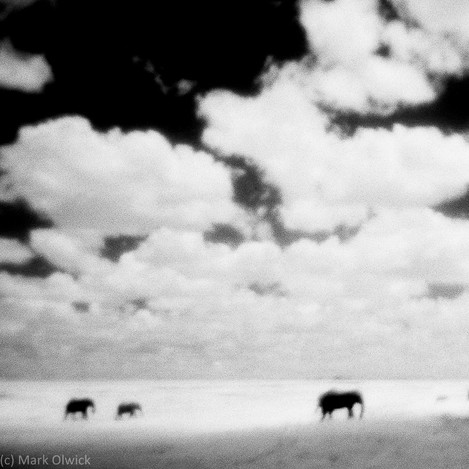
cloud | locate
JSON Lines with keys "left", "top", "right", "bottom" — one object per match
{"left": 4, "top": 0, "right": 469, "bottom": 379}
{"left": 200, "top": 79, "right": 469, "bottom": 231}
{"left": 3, "top": 206, "right": 469, "bottom": 377}
{"left": 395, "top": 0, "right": 469, "bottom": 38}
{"left": 29, "top": 229, "right": 110, "bottom": 276}
{"left": 382, "top": 20, "right": 463, "bottom": 77}
{"left": 0, "top": 39, "right": 52, "bottom": 92}
{"left": 296, "top": 0, "right": 457, "bottom": 114}
{"left": 0, "top": 238, "right": 32, "bottom": 263}
{"left": 12, "top": 209, "right": 469, "bottom": 309}
{"left": 0, "top": 116, "right": 241, "bottom": 234}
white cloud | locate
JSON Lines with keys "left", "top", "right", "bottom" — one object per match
{"left": 4, "top": 0, "right": 469, "bottom": 379}
{"left": 0, "top": 116, "right": 241, "bottom": 233}
{"left": 300, "top": 0, "right": 381, "bottom": 68}
{"left": 0, "top": 238, "right": 33, "bottom": 263}
{"left": 29, "top": 229, "right": 110, "bottom": 276}
{"left": 0, "top": 40, "right": 52, "bottom": 93}
{"left": 3, "top": 207, "right": 469, "bottom": 377}
{"left": 201, "top": 80, "right": 469, "bottom": 231}
{"left": 0, "top": 272, "right": 84, "bottom": 302}
{"left": 396, "top": 0, "right": 469, "bottom": 38}
{"left": 16, "top": 209, "right": 469, "bottom": 309}
{"left": 382, "top": 20, "right": 463, "bottom": 77}
{"left": 297, "top": 0, "right": 450, "bottom": 114}
{"left": 4, "top": 209, "right": 469, "bottom": 378}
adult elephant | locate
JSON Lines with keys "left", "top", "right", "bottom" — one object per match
{"left": 317, "top": 390, "right": 364, "bottom": 420}
{"left": 64, "top": 398, "right": 96, "bottom": 420}
{"left": 115, "top": 402, "right": 142, "bottom": 419}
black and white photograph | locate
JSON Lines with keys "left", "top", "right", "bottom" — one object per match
{"left": 1, "top": 0, "right": 469, "bottom": 467}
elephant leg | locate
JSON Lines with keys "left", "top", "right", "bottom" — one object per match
{"left": 320, "top": 410, "right": 326, "bottom": 421}
{"left": 348, "top": 407, "right": 354, "bottom": 419}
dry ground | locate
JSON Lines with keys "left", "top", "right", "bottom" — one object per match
{"left": 2, "top": 415, "right": 469, "bottom": 468}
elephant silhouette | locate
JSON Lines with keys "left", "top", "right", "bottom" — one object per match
{"left": 115, "top": 402, "right": 143, "bottom": 419}
{"left": 64, "top": 398, "right": 95, "bottom": 420}
{"left": 317, "top": 390, "right": 364, "bottom": 420}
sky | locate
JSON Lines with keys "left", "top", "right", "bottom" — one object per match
{"left": 1, "top": 0, "right": 469, "bottom": 379}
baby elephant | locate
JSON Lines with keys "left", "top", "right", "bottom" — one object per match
{"left": 318, "top": 390, "right": 364, "bottom": 420}
{"left": 64, "top": 398, "right": 95, "bottom": 420}
{"left": 115, "top": 402, "right": 142, "bottom": 419}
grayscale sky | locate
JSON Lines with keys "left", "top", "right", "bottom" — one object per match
{"left": 1, "top": 0, "right": 469, "bottom": 379}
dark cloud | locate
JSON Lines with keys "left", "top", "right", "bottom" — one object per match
{"left": 71, "top": 301, "right": 90, "bottom": 313}
{"left": 427, "top": 283, "right": 466, "bottom": 300}
{"left": 204, "top": 223, "right": 246, "bottom": 248}
{"left": 100, "top": 235, "right": 147, "bottom": 262}
{"left": 0, "top": 255, "right": 58, "bottom": 277}
{"left": 129, "top": 297, "right": 148, "bottom": 311}
{"left": 219, "top": 154, "right": 286, "bottom": 240}
{"left": 223, "top": 155, "right": 282, "bottom": 216}
{"left": 434, "top": 187, "right": 469, "bottom": 219}
{"left": 377, "top": 0, "right": 402, "bottom": 22}
{"left": 248, "top": 281, "right": 287, "bottom": 297}
{"left": 271, "top": 220, "right": 363, "bottom": 246}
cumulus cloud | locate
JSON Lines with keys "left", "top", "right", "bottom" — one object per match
{"left": 198, "top": 1, "right": 469, "bottom": 235}
{"left": 0, "top": 116, "right": 241, "bottom": 233}
{"left": 4, "top": 0, "right": 469, "bottom": 379}
{"left": 382, "top": 20, "right": 463, "bottom": 77}
{"left": 295, "top": 0, "right": 460, "bottom": 114}
{"left": 0, "top": 238, "right": 33, "bottom": 263}
{"left": 4, "top": 208, "right": 469, "bottom": 377}
{"left": 29, "top": 229, "right": 110, "bottom": 276}
{"left": 395, "top": 0, "right": 469, "bottom": 38}
{"left": 9, "top": 209, "right": 469, "bottom": 315}
{"left": 201, "top": 80, "right": 469, "bottom": 231}
{"left": 0, "top": 39, "right": 52, "bottom": 92}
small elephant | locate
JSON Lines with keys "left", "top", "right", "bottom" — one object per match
{"left": 115, "top": 402, "right": 142, "bottom": 419}
{"left": 64, "top": 398, "right": 95, "bottom": 420}
{"left": 318, "top": 390, "right": 364, "bottom": 420}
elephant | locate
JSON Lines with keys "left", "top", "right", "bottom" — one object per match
{"left": 64, "top": 398, "right": 95, "bottom": 420}
{"left": 317, "top": 390, "right": 364, "bottom": 420}
{"left": 115, "top": 402, "right": 143, "bottom": 419}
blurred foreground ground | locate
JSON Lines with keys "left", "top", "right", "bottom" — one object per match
{"left": 2, "top": 416, "right": 469, "bottom": 468}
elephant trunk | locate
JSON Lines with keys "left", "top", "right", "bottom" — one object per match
{"left": 359, "top": 400, "right": 364, "bottom": 418}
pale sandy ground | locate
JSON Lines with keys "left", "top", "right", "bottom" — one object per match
{"left": 2, "top": 415, "right": 469, "bottom": 468}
